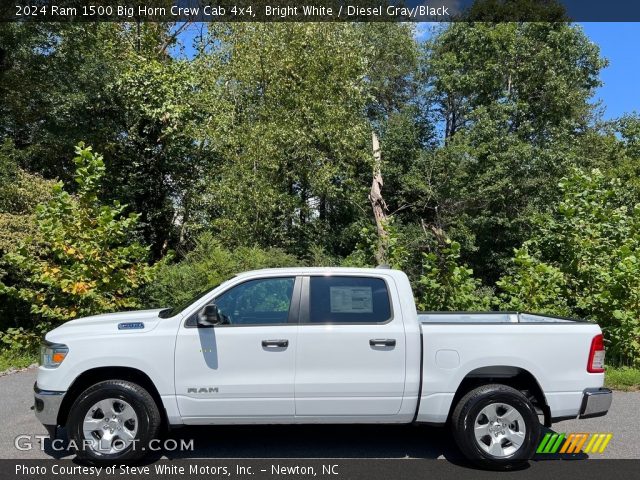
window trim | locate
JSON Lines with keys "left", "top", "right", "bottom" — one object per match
{"left": 184, "top": 276, "right": 302, "bottom": 328}
{"left": 299, "top": 275, "right": 395, "bottom": 325}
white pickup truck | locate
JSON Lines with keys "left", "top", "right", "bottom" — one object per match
{"left": 34, "top": 267, "right": 611, "bottom": 468}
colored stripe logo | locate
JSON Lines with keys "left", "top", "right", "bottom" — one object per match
{"left": 537, "top": 433, "right": 613, "bottom": 454}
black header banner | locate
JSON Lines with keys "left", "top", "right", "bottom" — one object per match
{"left": 2, "top": 0, "right": 640, "bottom": 22}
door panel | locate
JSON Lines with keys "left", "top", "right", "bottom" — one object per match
{"left": 175, "top": 325, "right": 298, "bottom": 418}
{"left": 294, "top": 276, "right": 406, "bottom": 417}
{"left": 174, "top": 276, "right": 300, "bottom": 419}
{"left": 294, "top": 323, "right": 406, "bottom": 416}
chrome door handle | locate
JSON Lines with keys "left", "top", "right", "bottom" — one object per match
{"left": 262, "top": 339, "right": 289, "bottom": 348}
{"left": 369, "top": 338, "right": 396, "bottom": 347}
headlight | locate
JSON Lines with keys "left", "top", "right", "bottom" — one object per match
{"left": 40, "top": 341, "right": 68, "bottom": 368}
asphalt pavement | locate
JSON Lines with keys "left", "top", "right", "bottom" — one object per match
{"left": 1, "top": 368, "right": 638, "bottom": 460}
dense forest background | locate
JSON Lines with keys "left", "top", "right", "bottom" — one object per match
{"left": 0, "top": 16, "right": 639, "bottom": 366}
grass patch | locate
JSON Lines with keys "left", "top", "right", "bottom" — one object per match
{"left": 605, "top": 365, "right": 640, "bottom": 391}
{"left": 0, "top": 348, "right": 37, "bottom": 373}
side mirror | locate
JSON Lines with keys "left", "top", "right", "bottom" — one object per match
{"left": 199, "top": 304, "right": 222, "bottom": 326}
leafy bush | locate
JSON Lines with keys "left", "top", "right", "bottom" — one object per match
{"left": 341, "top": 218, "right": 410, "bottom": 269}
{"left": 0, "top": 144, "right": 154, "bottom": 324}
{"left": 0, "top": 140, "right": 57, "bottom": 330}
{"left": 496, "top": 247, "right": 572, "bottom": 316}
{"left": 0, "top": 327, "right": 41, "bottom": 354}
{"left": 143, "top": 232, "right": 301, "bottom": 309}
{"left": 498, "top": 169, "right": 640, "bottom": 365}
{"left": 0, "top": 140, "right": 55, "bottom": 218}
{"left": 416, "top": 239, "right": 492, "bottom": 311}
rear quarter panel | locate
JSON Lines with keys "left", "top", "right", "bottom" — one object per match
{"left": 417, "top": 322, "right": 604, "bottom": 423}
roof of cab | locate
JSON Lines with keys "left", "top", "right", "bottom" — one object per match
{"left": 233, "top": 266, "right": 405, "bottom": 279}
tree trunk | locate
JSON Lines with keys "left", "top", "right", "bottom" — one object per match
{"left": 369, "top": 130, "right": 388, "bottom": 265}
{"left": 178, "top": 193, "right": 191, "bottom": 248}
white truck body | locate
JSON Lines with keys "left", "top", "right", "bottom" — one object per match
{"left": 34, "top": 267, "right": 611, "bottom": 464}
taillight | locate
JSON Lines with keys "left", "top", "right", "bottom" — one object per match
{"left": 587, "top": 334, "right": 605, "bottom": 373}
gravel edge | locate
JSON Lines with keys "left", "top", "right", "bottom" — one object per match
{"left": 0, "top": 363, "right": 38, "bottom": 378}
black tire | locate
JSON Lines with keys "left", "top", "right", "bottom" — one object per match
{"left": 451, "top": 384, "right": 540, "bottom": 470}
{"left": 67, "top": 380, "right": 161, "bottom": 462}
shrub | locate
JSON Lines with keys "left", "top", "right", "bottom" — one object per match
{"left": 143, "top": 232, "right": 301, "bottom": 308}
{"left": 496, "top": 247, "right": 572, "bottom": 317}
{"left": 416, "top": 239, "right": 492, "bottom": 311}
{"left": 498, "top": 169, "right": 640, "bottom": 365}
{"left": 0, "top": 327, "right": 41, "bottom": 354}
{"left": 0, "top": 144, "right": 154, "bottom": 324}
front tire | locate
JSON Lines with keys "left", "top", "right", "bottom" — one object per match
{"left": 67, "top": 380, "right": 161, "bottom": 462}
{"left": 451, "top": 384, "right": 540, "bottom": 470}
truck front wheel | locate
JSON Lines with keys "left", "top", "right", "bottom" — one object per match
{"left": 67, "top": 379, "right": 161, "bottom": 462}
{"left": 451, "top": 384, "right": 540, "bottom": 469}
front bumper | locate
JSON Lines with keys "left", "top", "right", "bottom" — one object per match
{"left": 33, "top": 382, "right": 65, "bottom": 430}
{"left": 579, "top": 387, "right": 612, "bottom": 419}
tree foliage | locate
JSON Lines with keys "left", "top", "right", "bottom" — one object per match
{"left": 416, "top": 239, "right": 491, "bottom": 311}
{"left": 0, "top": 140, "right": 55, "bottom": 255}
{"left": 196, "top": 23, "right": 386, "bottom": 256}
{"left": 1, "top": 17, "right": 640, "bottom": 364}
{"left": 144, "top": 232, "right": 301, "bottom": 309}
{"left": 0, "top": 23, "right": 208, "bottom": 258}
{"left": 498, "top": 169, "right": 640, "bottom": 365}
{"left": 496, "top": 247, "right": 571, "bottom": 316}
{"left": 0, "top": 144, "right": 154, "bottom": 324}
{"left": 417, "top": 22, "right": 606, "bottom": 281}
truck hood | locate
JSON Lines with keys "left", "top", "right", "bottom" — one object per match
{"left": 45, "top": 309, "right": 165, "bottom": 342}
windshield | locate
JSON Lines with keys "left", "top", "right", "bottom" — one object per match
{"left": 158, "top": 281, "right": 227, "bottom": 318}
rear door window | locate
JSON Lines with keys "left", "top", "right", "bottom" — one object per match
{"left": 307, "top": 276, "right": 391, "bottom": 324}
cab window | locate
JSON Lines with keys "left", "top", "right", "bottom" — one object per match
{"left": 307, "top": 276, "right": 391, "bottom": 324}
{"left": 214, "top": 277, "right": 295, "bottom": 325}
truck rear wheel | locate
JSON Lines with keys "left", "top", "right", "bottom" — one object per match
{"left": 451, "top": 384, "right": 540, "bottom": 470}
{"left": 67, "top": 379, "right": 161, "bottom": 462}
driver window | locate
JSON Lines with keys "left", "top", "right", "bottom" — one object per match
{"left": 213, "top": 277, "right": 295, "bottom": 325}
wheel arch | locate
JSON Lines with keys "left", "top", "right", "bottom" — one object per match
{"left": 448, "top": 365, "right": 550, "bottom": 426}
{"left": 57, "top": 366, "right": 167, "bottom": 429}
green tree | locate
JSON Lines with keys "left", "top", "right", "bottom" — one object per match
{"left": 0, "top": 144, "right": 154, "bottom": 324}
{"left": 605, "top": 113, "right": 640, "bottom": 205}
{"left": 418, "top": 20, "right": 606, "bottom": 282}
{"left": 498, "top": 169, "right": 640, "bottom": 365}
{"left": 195, "top": 23, "right": 373, "bottom": 256}
{"left": 193, "top": 23, "right": 422, "bottom": 261}
{"left": 0, "top": 22, "right": 206, "bottom": 258}
{"left": 105, "top": 47, "right": 210, "bottom": 257}
{"left": 144, "top": 232, "right": 301, "bottom": 309}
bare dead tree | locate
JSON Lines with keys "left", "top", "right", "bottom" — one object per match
{"left": 369, "top": 130, "right": 388, "bottom": 265}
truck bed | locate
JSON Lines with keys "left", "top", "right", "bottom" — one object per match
{"left": 415, "top": 311, "right": 602, "bottom": 424}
